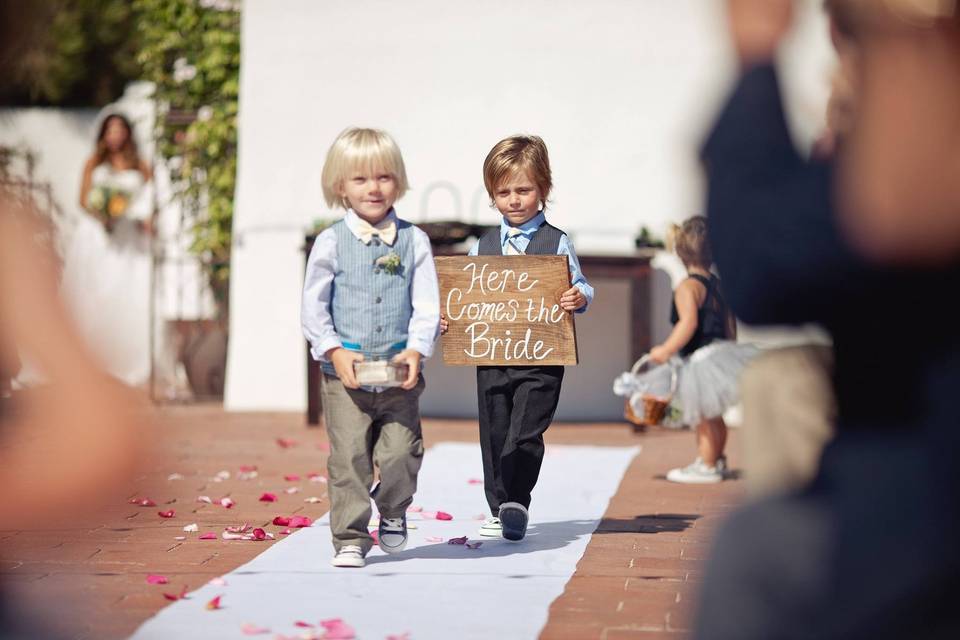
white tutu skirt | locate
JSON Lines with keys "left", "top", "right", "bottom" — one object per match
{"left": 673, "top": 341, "right": 760, "bottom": 425}
{"left": 613, "top": 341, "right": 760, "bottom": 427}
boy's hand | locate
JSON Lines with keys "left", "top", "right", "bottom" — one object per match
{"left": 439, "top": 313, "right": 449, "bottom": 335}
{"left": 391, "top": 349, "right": 422, "bottom": 390}
{"left": 327, "top": 347, "right": 363, "bottom": 389}
{"left": 649, "top": 345, "right": 672, "bottom": 365}
{"left": 560, "top": 285, "right": 586, "bottom": 311}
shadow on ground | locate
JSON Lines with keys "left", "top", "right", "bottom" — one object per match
{"left": 594, "top": 513, "right": 700, "bottom": 534}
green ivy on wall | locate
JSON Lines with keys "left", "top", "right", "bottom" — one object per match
{"left": 135, "top": 0, "right": 240, "bottom": 312}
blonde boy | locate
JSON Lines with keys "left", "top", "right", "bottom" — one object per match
{"left": 302, "top": 127, "right": 440, "bottom": 567}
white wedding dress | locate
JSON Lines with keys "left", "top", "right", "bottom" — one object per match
{"left": 60, "top": 164, "right": 155, "bottom": 386}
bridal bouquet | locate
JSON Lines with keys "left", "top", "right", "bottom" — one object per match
{"left": 87, "top": 185, "right": 132, "bottom": 219}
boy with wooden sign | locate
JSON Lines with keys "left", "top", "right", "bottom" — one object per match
{"left": 441, "top": 135, "right": 593, "bottom": 541}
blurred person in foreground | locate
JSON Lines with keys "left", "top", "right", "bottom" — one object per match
{"left": 692, "top": 0, "right": 960, "bottom": 638}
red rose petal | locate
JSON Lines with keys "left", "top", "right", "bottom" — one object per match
{"left": 252, "top": 528, "right": 267, "bottom": 541}
{"left": 129, "top": 497, "right": 157, "bottom": 507}
{"left": 276, "top": 438, "right": 297, "bottom": 449}
{"left": 146, "top": 574, "right": 168, "bottom": 585}
{"left": 283, "top": 474, "right": 300, "bottom": 482}
{"left": 199, "top": 532, "right": 217, "bottom": 540}
{"left": 272, "top": 516, "right": 291, "bottom": 527}
{"left": 319, "top": 618, "right": 356, "bottom": 639}
{"left": 162, "top": 585, "right": 189, "bottom": 601}
{"left": 436, "top": 511, "right": 453, "bottom": 521}
{"left": 279, "top": 528, "right": 292, "bottom": 535}
{"left": 288, "top": 515, "right": 312, "bottom": 528}
{"left": 370, "top": 530, "right": 379, "bottom": 545}
{"left": 240, "top": 623, "right": 270, "bottom": 635}
{"left": 258, "top": 493, "right": 278, "bottom": 502}
{"left": 294, "top": 621, "right": 315, "bottom": 628}
{"left": 220, "top": 497, "right": 236, "bottom": 509}
{"left": 206, "top": 595, "right": 223, "bottom": 610}
{"left": 158, "top": 510, "right": 175, "bottom": 518}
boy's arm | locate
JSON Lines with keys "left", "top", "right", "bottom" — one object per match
{"left": 558, "top": 234, "right": 593, "bottom": 313}
{"left": 405, "top": 228, "right": 441, "bottom": 358}
{"left": 300, "top": 229, "right": 341, "bottom": 360}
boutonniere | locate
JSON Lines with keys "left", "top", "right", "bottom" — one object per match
{"left": 375, "top": 251, "right": 402, "bottom": 275}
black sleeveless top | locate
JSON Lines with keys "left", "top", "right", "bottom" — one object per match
{"left": 670, "top": 273, "right": 730, "bottom": 357}
{"left": 476, "top": 221, "right": 565, "bottom": 256}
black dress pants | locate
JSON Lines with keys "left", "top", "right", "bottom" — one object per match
{"left": 476, "top": 365, "right": 564, "bottom": 515}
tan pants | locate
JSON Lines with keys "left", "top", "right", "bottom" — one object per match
{"left": 740, "top": 345, "right": 836, "bottom": 496}
{"left": 321, "top": 374, "right": 425, "bottom": 553}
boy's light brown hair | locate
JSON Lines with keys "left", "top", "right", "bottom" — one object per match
{"left": 482, "top": 135, "right": 553, "bottom": 207}
{"left": 673, "top": 216, "right": 712, "bottom": 268}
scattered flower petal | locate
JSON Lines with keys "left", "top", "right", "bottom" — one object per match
{"left": 285, "top": 487, "right": 301, "bottom": 494}
{"left": 146, "top": 574, "right": 169, "bottom": 585}
{"left": 129, "top": 497, "right": 157, "bottom": 507}
{"left": 272, "top": 516, "right": 291, "bottom": 526}
{"left": 316, "top": 442, "right": 330, "bottom": 452}
{"left": 174, "top": 536, "right": 187, "bottom": 541}
{"left": 387, "top": 634, "right": 411, "bottom": 640}
{"left": 167, "top": 473, "right": 184, "bottom": 481}
{"left": 239, "top": 465, "right": 258, "bottom": 473}
{"left": 259, "top": 493, "right": 278, "bottom": 502}
{"left": 238, "top": 470, "right": 258, "bottom": 480}
{"left": 158, "top": 510, "right": 175, "bottom": 518}
{"left": 225, "top": 524, "right": 252, "bottom": 534}
{"left": 466, "top": 541, "right": 483, "bottom": 549}
{"left": 222, "top": 532, "right": 246, "bottom": 540}
{"left": 183, "top": 523, "right": 199, "bottom": 533}
{"left": 473, "top": 514, "right": 487, "bottom": 520}
{"left": 197, "top": 496, "right": 213, "bottom": 504}
{"left": 447, "top": 536, "right": 468, "bottom": 545}
{"left": 240, "top": 623, "right": 270, "bottom": 635}
{"left": 199, "top": 532, "right": 217, "bottom": 540}
{"left": 370, "top": 530, "right": 379, "bottom": 545}
{"left": 283, "top": 474, "right": 301, "bottom": 482}
{"left": 209, "top": 577, "right": 228, "bottom": 586}
{"left": 289, "top": 515, "right": 312, "bottom": 528}
{"left": 467, "top": 478, "right": 483, "bottom": 485}
{"left": 319, "top": 618, "right": 355, "bottom": 639}
{"left": 220, "top": 497, "right": 236, "bottom": 509}
{"left": 304, "top": 497, "right": 323, "bottom": 504}
{"left": 294, "top": 621, "right": 315, "bottom": 628}
{"left": 407, "top": 506, "right": 423, "bottom": 513}
{"left": 279, "top": 528, "right": 292, "bottom": 535}
{"left": 436, "top": 511, "right": 453, "bottom": 521}
{"left": 426, "top": 536, "right": 444, "bottom": 543}
{"left": 162, "top": 585, "right": 189, "bottom": 601}
{"left": 252, "top": 528, "right": 267, "bottom": 541}
{"left": 307, "top": 473, "right": 327, "bottom": 483}
{"left": 276, "top": 438, "right": 298, "bottom": 449}
{"left": 206, "top": 595, "right": 223, "bottom": 610}
{"left": 212, "top": 470, "right": 231, "bottom": 482}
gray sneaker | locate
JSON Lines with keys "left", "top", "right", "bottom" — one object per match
{"left": 378, "top": 515, "right": 408, "bottom": 554}
{"left": 498, "top": 502, "right": 529, "bottom": 542}
{"left": 666, "top": 458, "right": 723, "bottom": 484}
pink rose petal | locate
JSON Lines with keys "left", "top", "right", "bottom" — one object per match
{"left": 199, "top": 532, "right": 217, "bottom": 540}
{"left": 276, "top": 438, "right": 297, "bottom": 449}
{"left": 407, "top": 505, "right": 423, "bottom": 513}
{"left": 436, "top": 511, "right": 453, "bottom": 521}
{"left": 426, "top": 536, "right": 444, "bottom": 543}
{"left": 252, "top": 528, "right": 267, "bottom": 541}
{"left": 447, "top": 536, "right": 468, "bottom": 545}
{"left": 283, "top": 474, "right": 301, "bottom": 482}
{"left": 225, "top": 524, "right": 252, "bottom": 534}
{"left": 240, "top": 623, "right": 270, "bottom": 635}
{"left": 317, "top": 442, "right": 330, "bottom": 452}
{"left": 162, "top": 585, "right": 189, "bottom": 601}
{"left": 209, "top": 577, "right": 228, "bottom": 586}
{"left": 294, "top": 621, "right": 315, "bottom": 628}
{"left": 387, "top": 634, "right": 411, "bottom": 640}
{"left": 467, "top": 478, "right": 484, "bottom": 485}
{"left": 220, "top": 497, "right": 236, "bottom": 509}
{"left": 288, "top": 515, "right": 312, "bottom": 528}
{"left": 272, "top": 516, "right": 291, "bottom": 527}
{"left": 279, "top": 528, "right": 292, "bottom": 535}
{"left": 239, "top": 465, "right": 258, "bottom": 473}
{"left": 369, "top": 530, "right": 379, "bottom": 545}
{"left": 129, "top": 497, "right": 157, "bottom": 507}
{"left": 319, "top": 618, "right": 355, "bottom": 639}
{"left": 146, "top": 574, "right": 169, "bottom": 585}
{"left": 258, "top": 493, "right": 278, "bottom": 503}
{"left": 158, "top": 509, "right": 175, "bottom": 518}
{"left": 206, "top": 595, "right": 223, "bottom": 610}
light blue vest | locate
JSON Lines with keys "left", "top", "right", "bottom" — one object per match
{"left": 323, "top": 218, "right": 416, "bottom": 376}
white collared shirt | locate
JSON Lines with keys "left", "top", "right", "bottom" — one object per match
{"left": 301, "top": 209, "right": 440, "bottom": 361}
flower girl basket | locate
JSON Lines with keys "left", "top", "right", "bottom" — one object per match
{"left": 621, "top": 354, "right": 678, "bottom": 430}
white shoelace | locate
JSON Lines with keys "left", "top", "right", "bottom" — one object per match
{"left": 338, "top": 545, "right": 363, "bottom": 557}
{"left": 482, "top": 517, "right": 501, "bottom": 528}
{"left": 381, "top": 517, "right": 405, "bottom": 532}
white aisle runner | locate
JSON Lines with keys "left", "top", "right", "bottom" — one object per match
{"left": 131, "top": 443, "right": 639, "bottom": 639}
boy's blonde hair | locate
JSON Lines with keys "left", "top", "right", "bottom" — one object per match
{"left": 673, "top": 216, "right": 712, "bottom": 269}
{"left": 482, "top": 135, "right": 552, "bottom": 208}
{"left": 321, "top": 127, "right": 409, "bottom": 209}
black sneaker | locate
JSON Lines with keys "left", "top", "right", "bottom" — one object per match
{"left": 378, "top": 515, "right": 408, "bottom": 554}
{"left": 498, "top": 502, "right": 529, "bottom": 542}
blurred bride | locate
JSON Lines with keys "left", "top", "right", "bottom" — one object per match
{"left": 65, "top": 113, "right": 156, "bottom": 386}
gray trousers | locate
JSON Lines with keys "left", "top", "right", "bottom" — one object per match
{"left": 321, "top": 373, "right": 425, "bottom": 553}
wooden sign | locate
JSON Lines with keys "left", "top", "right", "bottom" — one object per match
{"left": 435, "top": 255, "right": 579, "bottom": 366}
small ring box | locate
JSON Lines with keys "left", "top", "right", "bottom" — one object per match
{"left": 353, "top": 360, "right": 409, "bottom": 387}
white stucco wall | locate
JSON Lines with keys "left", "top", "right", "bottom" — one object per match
{"left": 226, "top": 0, "right": 834, "bottom": 417}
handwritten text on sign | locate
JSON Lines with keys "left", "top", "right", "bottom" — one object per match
{"left": 435, "top": 256, "right": 579, "bottom": 366}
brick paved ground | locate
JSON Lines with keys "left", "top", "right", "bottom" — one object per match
{"left": 0, "top": 405, "right": 743, "bottom": 639}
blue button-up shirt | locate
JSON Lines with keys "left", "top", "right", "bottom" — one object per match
{"left": 468, "top": 212, "right": 594, "bottom": 312}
